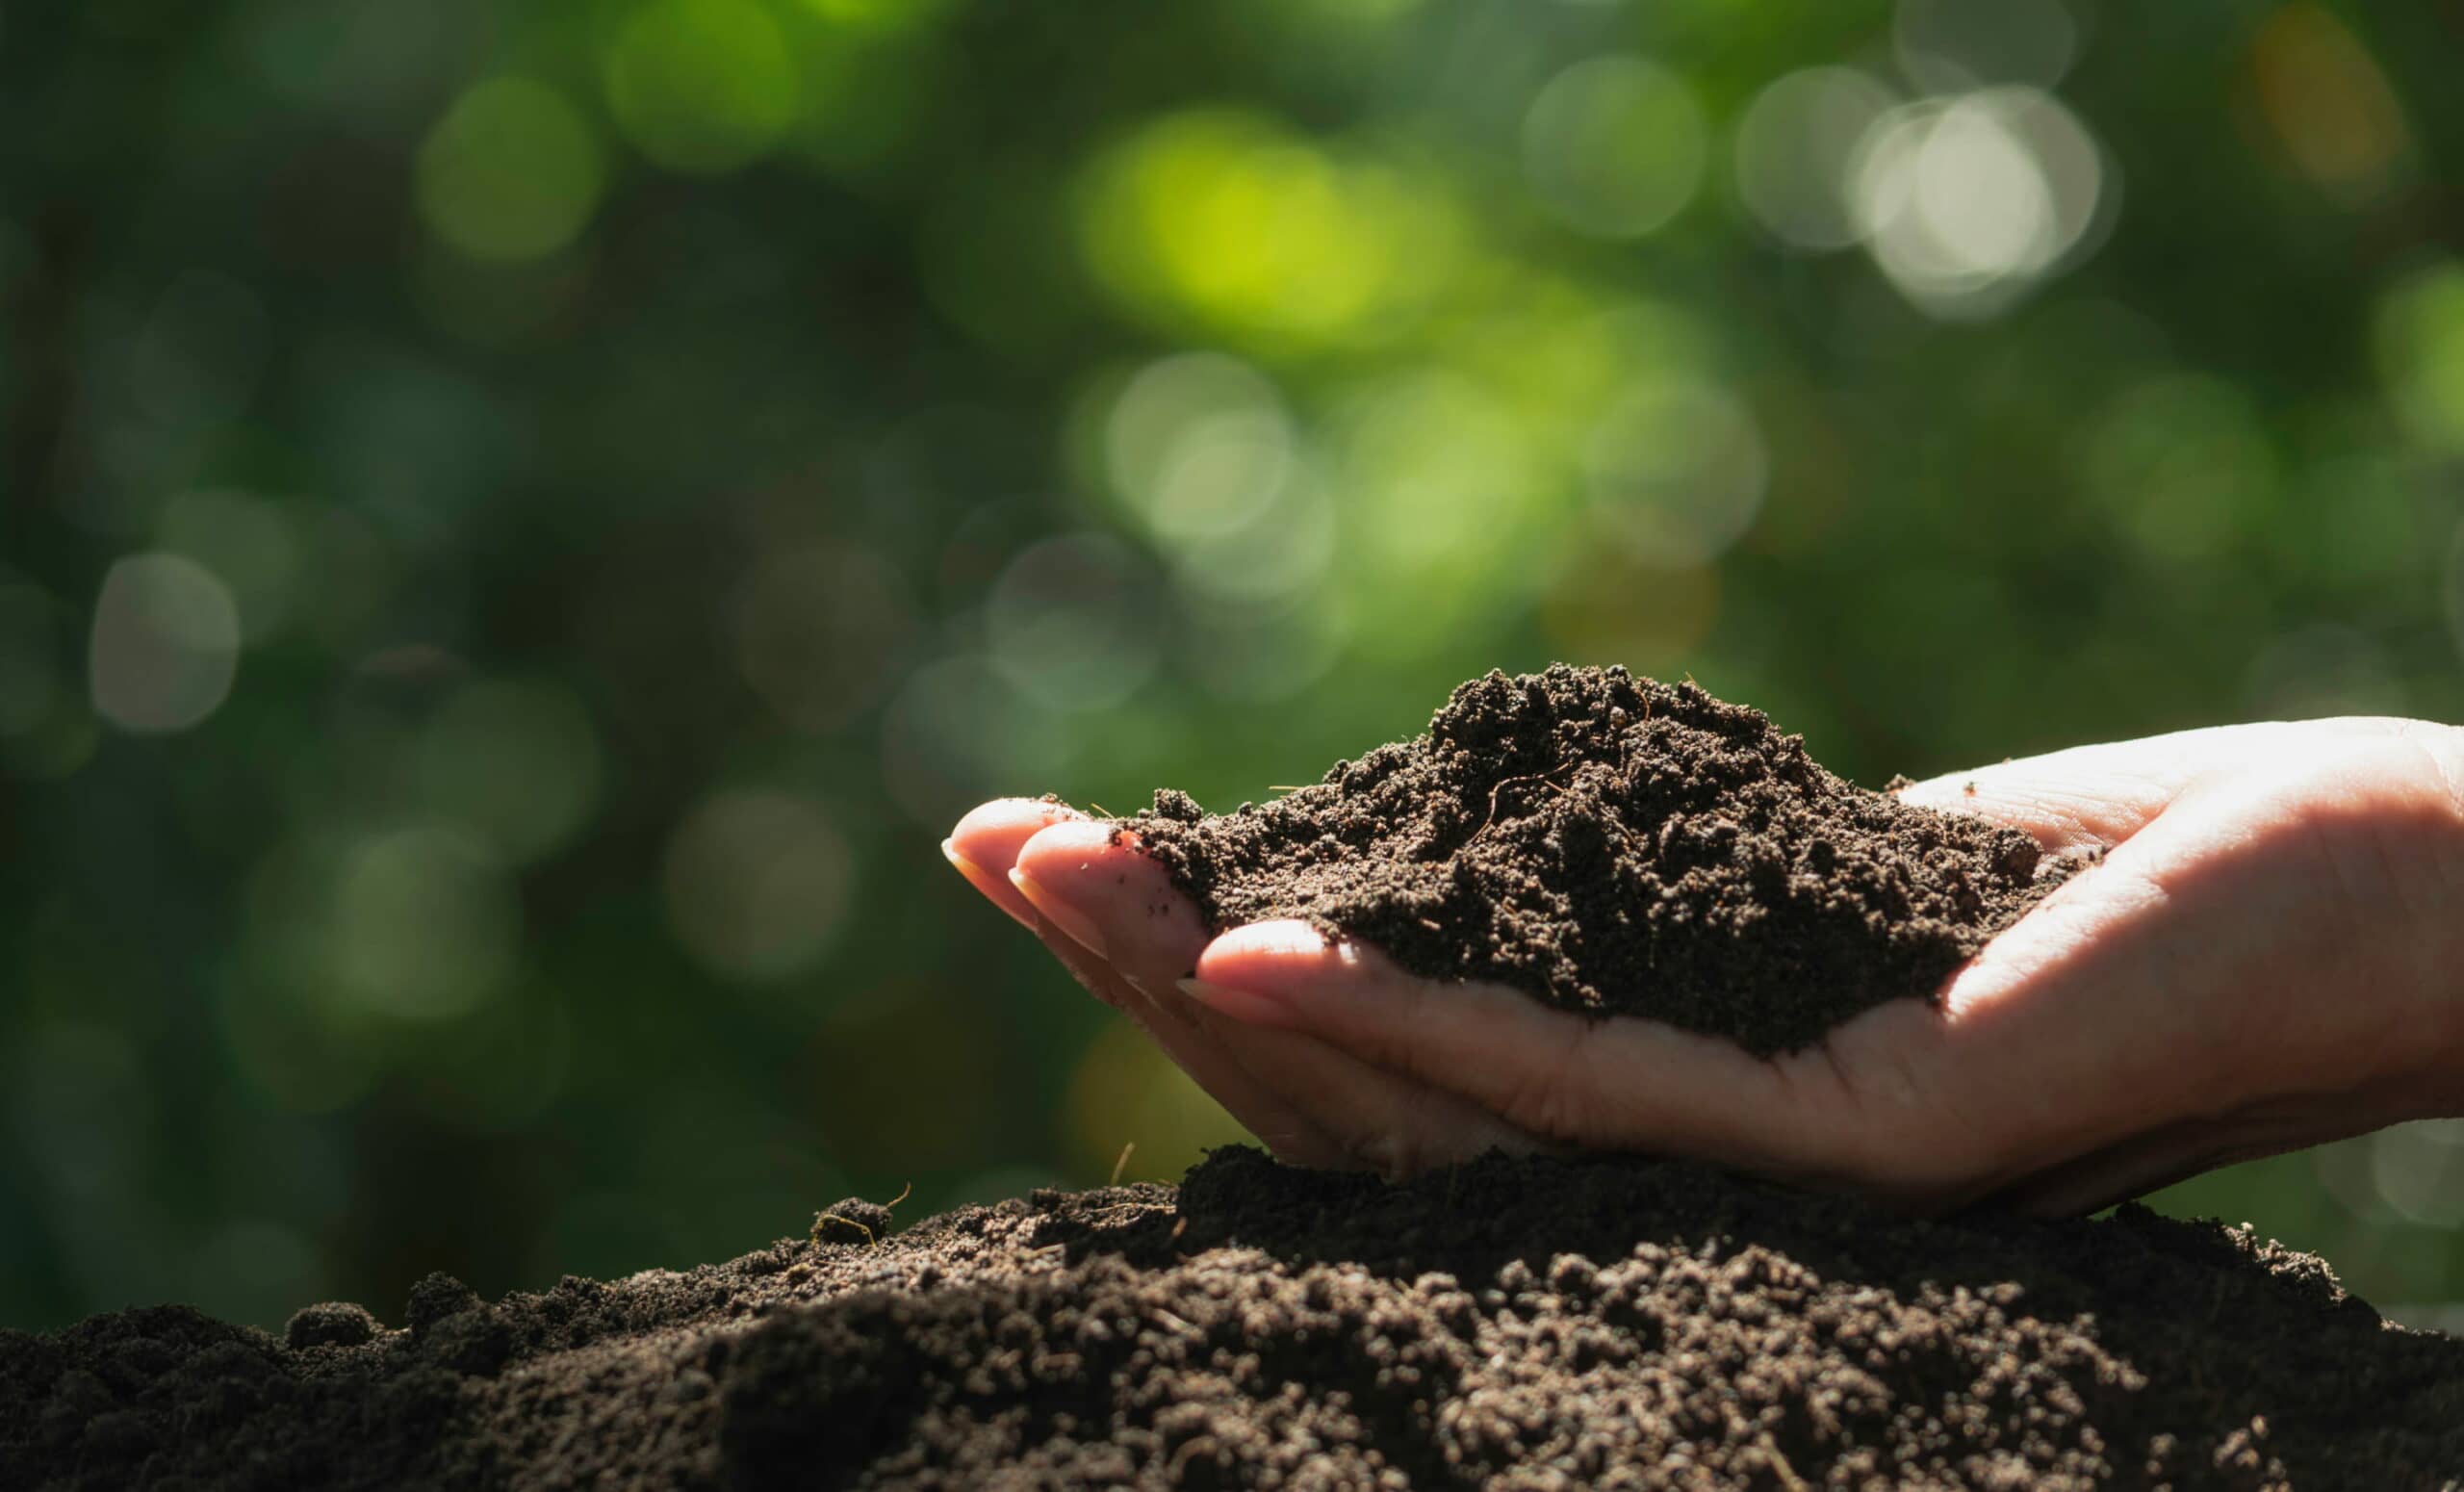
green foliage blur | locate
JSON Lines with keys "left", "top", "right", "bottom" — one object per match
{"left": 4, "top": 0, "right": 2462, "bottom": 1333}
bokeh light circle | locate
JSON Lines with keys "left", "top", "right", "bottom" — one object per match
{"left": 663, "top": 790, "right": 853, "bottom": 983}
{"left": 1104, "top": 353, "right": 1294, "bottom": 546}
{"left": 416, "top": 78, "right": 605, "bottom": 262}
{"left": 984, "top": 532, "right": 1162, "bottom": 711}
{"left": 604, "top": 0, "right": 798, "bottom": 173}
{"left": 804, "top": 0, "right": 944, "bottom": 30}
{"left": 89, "top": 553, "right": 242, "bottom": 734}
{"left": 1167, "top": 468, "right": 1337, "bottom": 613}
{"left": 727, "top": 546, "right": 917, "bottom": 734}
{"left": 1851, "top": 87, "right": 2107, "bottom": 318}
{"left": 2375, "top": 262, "right": 2464, "bottom": 453}
{"left": 1522, "top": 56, "right": 1707, "bottom": 240}
{"left": 326, "top": 826, "right": 520, "bottom": 1021}
{"left": 414, "top": 680, "right": 603, "bottom": 864}
{"left": 2369, "top": 1120, "right": 2464, "bottom": 1227}
{"left": 1733, "top": 68, "right": 1900, "bottom": 251}
{"left": 1077, "top": 110, "right": 1462, "bottom": 351}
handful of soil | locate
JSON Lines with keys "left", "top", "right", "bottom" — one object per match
{"left": 1126, "top": 663, "right": 2069, "bottom": 1054}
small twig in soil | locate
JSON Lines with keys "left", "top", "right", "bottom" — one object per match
{"left": 1109, "top": 1142, "right": 1136, "bottom": 1187}
{"left": 1081, "top": 1201, "right": 1169, "bottom": 1226}
{"left": 1466, "top": 770, "right": 1572, "bottom": 845}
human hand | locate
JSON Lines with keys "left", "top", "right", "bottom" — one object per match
{"left": 949, "top": 717, "right": 2464, "bottom": 1214}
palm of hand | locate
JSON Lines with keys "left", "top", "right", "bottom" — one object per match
{"left": 948, "top": 718, "right": 2464, "bottom": 1214}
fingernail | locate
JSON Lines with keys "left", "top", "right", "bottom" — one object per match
{"left": 1116, "top": 971, "right": 1179, "bottom": 1015}
{"left": 943, "top": 839, "right": 1039, "bottom": 931}
{"left": 1009, "top": 867, "right": 1108, "bottom": 959}
{"left": 1177, "top": 977, "right": 1296, "bottom": 1028}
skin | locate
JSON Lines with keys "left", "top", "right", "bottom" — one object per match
{"left": 947, "top": 717, "right": 2464, "bottom": 1215}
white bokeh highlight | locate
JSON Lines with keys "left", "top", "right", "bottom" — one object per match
{"left": 1850, "top": 88, "right": 2108, "bottom": 319}
{"left": 90, "top": 553, "right": 243, "bottom": 733}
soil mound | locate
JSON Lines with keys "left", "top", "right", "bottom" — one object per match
{"left": 1125, "top": 664, "right": 2069, "bottom": 1055}
{"left": 7, "top": 1148, "right": 2459, "bottom": 1490}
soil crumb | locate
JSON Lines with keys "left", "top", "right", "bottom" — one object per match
{"left": 7, "top": 1148, "right": 2459, "bottom": 1491}
{"left": 1124, "top": 663, "right": 2068, "bottom": 1054}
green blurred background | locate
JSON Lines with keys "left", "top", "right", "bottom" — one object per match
{"left": 5, "top": 0, "right": 2463, "bottom": 1334}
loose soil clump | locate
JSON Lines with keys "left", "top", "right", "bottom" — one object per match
{"left": 7, "top": 1148, "right": 2459, "bottom": 1489}
{"left": 1125, "top": 663, "right": 2070, "bottom": 1054}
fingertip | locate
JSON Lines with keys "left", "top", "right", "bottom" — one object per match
{"left": 941, "top": 836, "right": 996, "bottom": 889}
{"left": 1195, "top": 919, "right": 1355, "bottom": 990}
{"left": 1013, "top": 819, "right": 1225, "bottom": 985}
{"left": 1011, "top": 820, "right": 1151, "bottom": 930}
{"left": 945, "top": 799, "right": 1094, "bottom": 931}
{"left": 1012, "top": 816, "right": 1119, "bottom": 865}
{"left": 1200, "top": 917, "right": 1338, "bottom": 960}
{"left": 948, "top": 796, "right": 1083, "bottom": 853}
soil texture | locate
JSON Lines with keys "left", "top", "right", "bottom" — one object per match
{"left": 7, "top": 1147, "right": 2459, "bottom": 1490}
{"left": 1124, "top": 664, "right": 2070, "bottom": 1055}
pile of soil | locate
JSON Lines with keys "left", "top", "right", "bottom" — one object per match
{"left": 1125, "top": 664, "right": 2070, "bottom": 1055}
{"left": 7, "top": 1148, "right": 2459, "bottom": 1490}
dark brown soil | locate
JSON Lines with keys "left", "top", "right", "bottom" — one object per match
{"left": 1124, "top": 664, "right": 2071, "bottom": 1055}
{"left": 8, "top": 1147, "right": 2459, "bottom": 1490}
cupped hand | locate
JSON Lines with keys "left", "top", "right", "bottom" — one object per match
{"left": 949, "top": 718, "right": 2464, "bottom": 1214}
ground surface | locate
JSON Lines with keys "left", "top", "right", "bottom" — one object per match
{"left": 7, "top": 1146, "right": 2460, "bottom": 1490}
{"left": 1125, "top": 665, "right": 2069, "bottom": 1054}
